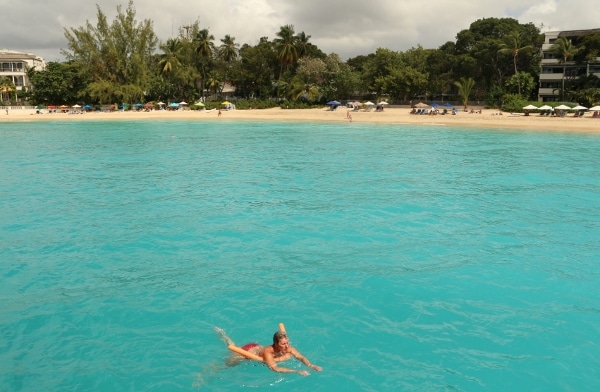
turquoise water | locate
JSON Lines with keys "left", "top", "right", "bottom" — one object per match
{"left": 1, "top": 120, "right": 599, "bottom": 391}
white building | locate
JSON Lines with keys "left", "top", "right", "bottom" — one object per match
{"left": 538, "top": 29, "right": 600, "bottom": 102}
{"left": 0, "top": 49, "right": 46, "bottom": 92}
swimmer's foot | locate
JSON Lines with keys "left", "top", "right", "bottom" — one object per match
{"left": 214, "top": 326, "right": 234, "bottom": 346}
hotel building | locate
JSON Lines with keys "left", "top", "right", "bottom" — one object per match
{"left": 538, "top": 29, "right": 600, "bottom": 102}
{"left": 0, "top": 49, "right": 46, "bottom": 92}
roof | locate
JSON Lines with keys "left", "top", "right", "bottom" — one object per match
{"left": 558, "top": 28, "right": 600, "bottom": 38}
{"left": 0, "top": 49, "right": 44, "bottom": 62}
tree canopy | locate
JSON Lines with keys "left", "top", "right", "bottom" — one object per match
{"left": 22, "top": 1, "right": 600, "bottom": 109}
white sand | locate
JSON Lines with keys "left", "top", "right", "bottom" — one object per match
{"left": 2, "top": 107, "right": 599, "bottom": 133}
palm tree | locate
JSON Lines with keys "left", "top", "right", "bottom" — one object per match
{"left": 296, "top": 31, "right": 312, "bottom": 58}
{"left": 195, "top": 28, "right": 215, "bottom": 59}
{"left": 158, "top": 38, "right": 183, "bottom": 75}
{"left": 550, "top": 36, "right": 579, "bottom": 100}
{"left": 274, "top": 25, "right": 298, "bottom": 76}
{"left": 218, "top": 34, "right": 239, "bottom": 94}
{"left": 194, "top": 28, "right": 216, "bottom": 98}
{"left": 498, "top": 31, "right": 533, "bottom": 96}
{"left": 219, "top": 34, "right": 239, "bottom": 64}
{"left": 454, "top": 77, "right": 475, "bottom": 109}
{"left": 0, "top": 77, "right": 15, "bottom": 103}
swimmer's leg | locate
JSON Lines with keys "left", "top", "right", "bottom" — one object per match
{"left": 214, "top": 326, "right": 235, "bottom": 346}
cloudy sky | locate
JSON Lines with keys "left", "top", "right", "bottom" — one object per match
{"left": 2, "top": 0, "right": 599, "bottom": 62}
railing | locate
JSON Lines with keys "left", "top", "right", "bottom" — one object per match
{"left": 0, "top": 106, "right": 36, "bottom": 110}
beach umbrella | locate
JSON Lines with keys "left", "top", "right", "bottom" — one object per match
{"left": 193, "top": 102, "right": 205, "bottom": 107}
{"left": 555, "top": 104, "right": 571, "bottom": 110}
{"left": 59, "top": 105, "right": 68, "bottom": 109}
{"left": 134, "top": 103, "right": 143, "bottom": 107}
{"left": 523, "top": 104, "right": 538, "bottom": 110}
{"left": 538, "top": 105, "right": 553, "bottom": 110}
{"left": 169, "top": 102, "right": 180, "bottom": 107}
{"left": 144, "top": 102, "right": 154, "bottom": 107}
{"left": 364, "top": 101, "right": 375, "bottom": 106}
{"left": 72, "top": 104, "right": 81, "bottom": 108}
{"left": 157, "top": 101, "right": 165, "bottom": 106}
{"left": 179, "top": 101, "right": 188, "bottom": 105}
{"left": 222, "top": 101, "right": 231, "bottom": 105}
{"left": 36, "top": 104, "right": 44, "bottom": 109}
{"left": 572, "top": 105, "right": 588, "bottom": 110}
{"left": 378, "top": 101, "right": 389, "bottom": 105}
{"left": 414, "top": 102, "right": 428, "bottom": 108}
{"left": 83, "top": 104, "right": 93, "bottom": 109}
{"left": 589, "top": 106, "right": 600, "bottom": 111}
{"left": 327, "top": 100, "right": 341, "bottom": 106}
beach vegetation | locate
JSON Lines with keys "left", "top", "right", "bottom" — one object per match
{"left": 62, "top": 0, "right": 157, "bottom": 104}
{"left": 27, "top": 1, "right": 599, "bottom": 109}
{"left": 454, "top": 77, "right": 475, "bottom": 109}
{"left": 0, "top": 77, "right": 16, "bottom": 104}
{"left": 550, "top": 37, "right": 580, "bottom": 101}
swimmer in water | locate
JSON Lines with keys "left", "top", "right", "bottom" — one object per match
{"left": 215, "top": 327, "right": 322, "bottom": 376}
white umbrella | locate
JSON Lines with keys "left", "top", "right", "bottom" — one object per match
{"left": 72, "top": 104, "right": 81, "bottom": 108}
{"left": 157, "top": 101, "right": 165, "bottom": 105}
{"left": 364, "top": 101, "right": 375, "bottom": 106}
{"left": 378, "top": 101, "right": 389, "bottom": 105}
{"left": 523, "top": 104, "right": 538, "bottom": 110}
{"left": 538, "top": 105, "right": 553, "bottom": 110}
{"left": 572, "top": 105, "right": 588, "bottom": 110}
{"left": 179, "top": 101, "right": 188, "bottom": 105}
{"left": 555, "top": 104, "right": 571, "bottom": 110}
{"left": 589, "top": 105, "right": 600, "bottom": 111}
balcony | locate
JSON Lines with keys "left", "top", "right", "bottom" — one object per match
{"left": 541, "top": 58, "right": 560, "bottom": 64}
{"left": 538, "top": 88, "right": 559, "bottom": 96}
{"left": 539, "top": 73, "right": 565, "bottom": 80}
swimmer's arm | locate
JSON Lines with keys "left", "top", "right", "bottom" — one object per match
{"left": 290, "top": 347, "right": 323, "bottom": 372}
{"left": 264, "top": 350, "right": 310, "bottom": 376}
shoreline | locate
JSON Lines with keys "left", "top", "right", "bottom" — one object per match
{"left": 1, "top": 107, "right": 600, "bottom": 133}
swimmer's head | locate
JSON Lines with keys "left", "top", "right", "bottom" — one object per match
{"left": 273, "top": 331, "right": 287, "bottom": 345}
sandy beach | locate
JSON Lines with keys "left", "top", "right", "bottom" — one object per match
{"left": 2, "top": 106, "right": 600, "bottom": 133}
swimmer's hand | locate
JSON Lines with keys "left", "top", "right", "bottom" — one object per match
{"left": 298, "top": 370, "right": 310, "bottom": 376}
{"left": 309, "top": 364, "right": 323, "bottom": 372}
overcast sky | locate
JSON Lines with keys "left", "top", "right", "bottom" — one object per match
{"left": 2, "top": 0, "right": 599, "bottom": 62}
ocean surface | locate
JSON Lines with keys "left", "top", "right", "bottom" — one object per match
{"left": 1, "top": 120, "right": 599, "bottom": 391}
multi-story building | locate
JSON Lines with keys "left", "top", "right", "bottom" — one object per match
{"left": 0, "top": 49, "right": 46, "bottom": 93}
{"left": 538, "top": 29, "right": 600, "bottom": 102}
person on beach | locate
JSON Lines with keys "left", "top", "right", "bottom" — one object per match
{"left": 215, "top": 327, "right": 322, "bottom": 376}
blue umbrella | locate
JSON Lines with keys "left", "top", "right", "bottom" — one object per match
{"left": 134, "top": 103, "right": 143, "bottom": 107}
{"left": 83, "top": 104, "right": 92, "bottom": 109}
{"left": 327, "top": 100, "right": 341, "bottom": 106}
{"left": 169, "top": 102, "right": 180, "bottom": 107}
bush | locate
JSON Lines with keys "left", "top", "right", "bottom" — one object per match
{"left": 501, "top": 94, "right": 527, "bottom": 113}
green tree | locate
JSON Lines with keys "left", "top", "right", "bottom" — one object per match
{"left": 454, "top": 77, "right": 475, "bottom": 109}
{"left": 218, "top": 34, "right": 239, "bottom": 93}
{"left": 0, "top": 77, "right": 15, "bottom": 103}
{"left": 497, "top": 31, "right": 534, "bottom": 96}
{"left": 550, "top": 36, "right": 580, "bottom": 100}
{"left": 62, "top": 0, "right": 157, "bottom": 104}
{"left": 30, "top": 62, "right": 90, "bottom": 104}
{"left": 194, "top": 28, "right": 216, "bottom": 98}
{"left": 274, "top": 25, "right": 299, "bottom": 76}
{"left": 230, "top": 38, "right": 276, "bottom": 99}
{"left": 158, "top": 38, "right": 183, "bottom": 75}
{"left": 504, "top": 71, "right": 536, "bottom": 98}
{"left": 296, "top": 31, "right": 312, "bottom": 58}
